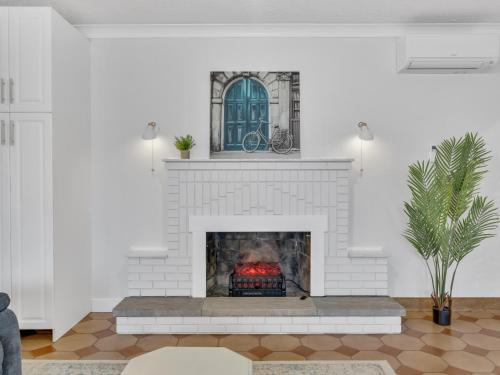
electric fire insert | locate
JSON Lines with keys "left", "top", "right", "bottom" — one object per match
{"left": 229, "top": 262, "right": 286, "bottom": 297}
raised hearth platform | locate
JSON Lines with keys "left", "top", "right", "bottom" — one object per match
{"left": 113, "top": 296, "right": 405, "bottom": 334}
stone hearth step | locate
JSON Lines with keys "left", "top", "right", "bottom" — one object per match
{"left": 202, "top": 297, "right": 316, "bottom": 316}
{"left": 314, "top": 296, "right": 405, "bottom": 316}
{"left": 113, "top": 297, "right": 205, "bottom": 317}
{"left": 112, "top": 296, "right": 405, "bottom": 335}
{"left": 113, "top": 296, "right": 405, "bottom": 318}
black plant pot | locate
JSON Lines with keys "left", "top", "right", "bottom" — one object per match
{"left": 433, "top": 306, "right": 451, "bottom": 326}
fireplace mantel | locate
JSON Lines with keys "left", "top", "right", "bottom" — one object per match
{"left": 162, "top": 158, "right": 354, "bottom": 170}
{"left": 163, "top": 158, "right": 354, "bottom": 162}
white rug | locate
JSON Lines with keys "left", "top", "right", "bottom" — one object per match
{"left": 23, "top": 360, "right": 395, "bottom": 375}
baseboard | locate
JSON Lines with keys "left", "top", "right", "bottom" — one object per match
{"left": 91, "top": 298, "right": 122, "bottom": 312}
{"left": 395, "top": 297, "right": 500, "bottom": 311}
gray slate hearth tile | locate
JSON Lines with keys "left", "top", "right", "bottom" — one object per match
{"left": 112, "top": 297, "right": 204, "bottom": 317}
{"left": 112, "top": 296, "right": 405, "bottom": 318}
{"left": 312, "top": 296, "right": 406, "bottom": 317}
{"left": 202, "top": 297, "right": 317, "bottom": 316}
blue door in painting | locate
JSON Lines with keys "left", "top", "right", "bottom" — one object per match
{"left": 224, "top": 78, "right": 268, "bottom": 150}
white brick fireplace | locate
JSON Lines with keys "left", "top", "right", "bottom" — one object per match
{"left": 127, "top": 159, "right": 389, "bottom": 298}
{"left": 117, "top": 159, "right": 403, "bottom": 335}
{"left": 129, "top": 159, "right": 387, "bottom": 297}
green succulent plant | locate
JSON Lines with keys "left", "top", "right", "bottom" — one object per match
{"left": 404, "top": 133, "right": 499, "bottom": 310}
{"left": 174, "top": 135, "right": 196, "bottom": 151}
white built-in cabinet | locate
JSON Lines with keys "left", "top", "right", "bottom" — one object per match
{"left": 0, "top": 7, "right": 90, "bottom": 341}
{"left": 0, "top": 8, "right": 51, "bottom": 113}
{"left": 1, "top": 113, "right": 53, "bottom": 328}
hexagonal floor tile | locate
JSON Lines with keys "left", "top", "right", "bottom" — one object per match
{"left": 120, "top": 345, "right": 145, "bottom": 359}
{"left": 177, "top": 335, "right": 218, "bottom": 347}
{"left": 300, "top": 335, "right": 342, "bottom": 351}
{"left": 136, "top": 335, "right": 178, "bottom": 351}
{"left": 335, "top": 345, "right": 359, "bottom": 356}
{"left": 306, "top": 351, "right": 350, "bottom": 360}
{"left": 291, "top": 345, "right": 313, "bottom": 357}
{"left": 460, "top": 311, "right": 494, "bottom": 319}
{"left": 341, "top": 335, "right": 382, "bottom": 351}
{"left": 397, "top": 351, "right": 447, "bottom": 373}
{"left": 94, "top": 330, "right": 115, "bottom": 339}
{"left": 442, "top": 350, "right": 495, "bottom": 373}
{"left": 73, "top": 319, "right": 112, "bottom": 334}
{"left": 219, "top": 335, "right": 260, "bottom": 352}
{"left": 261, "top": 335, "right": 301, "bottom": 352}
{"left": 94, "top": 334, "right": 138, "bottom": 351}
{"left": 82, "top": 351, "right": 125, "bottom": 360}
{"left": 53, "top": 334, "right": 97, "bottom": 352}
{"left": 262, "top": 351, "right": 305, "bottom": 360}
{"left": 477, "top": 319, "right": 500, "bottom": 331}
{"left": 461, "top": 333, "right": 500, "bottom": 350}
{"left": 449, "top": 319, "right": 482, "bottom": 333}
{"left": 405, "top": 319, "right": 444, "bottom": 333}
{"left": 21, "top": 334, "right": 54, "bottom": 351}
{"left": 381, "top": 334, "right": 424, "bottom": 351}
{"left": 487, "top": 351, "right": 500, "bottom": 366}
{"left": 31, "top": 345, "right": 56, "bottom": 358}
{"left": 352, "top": 350, "right": 400, "bottom": 370}
{"left": 420, "top": 333, "right": 466, "bottom": 351}
{"left": 75, "top": 346, "right": 99, "bottom": 358}
{"left": 248, "top": 346, "right": 273, "bottom": 359}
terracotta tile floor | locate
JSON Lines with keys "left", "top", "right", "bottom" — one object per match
{"left": 21, "top": 310, "right": 500, "bottom": 374}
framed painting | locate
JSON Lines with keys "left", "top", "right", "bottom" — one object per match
{"left": 210, "top": 71, "right": 300, "bottom": 158}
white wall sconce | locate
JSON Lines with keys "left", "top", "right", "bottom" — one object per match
{"left": 357, "top": 122, "right": 374, "bottom": 176}
{"left": 142, "top": 121, "right": 158, "bottom": 173}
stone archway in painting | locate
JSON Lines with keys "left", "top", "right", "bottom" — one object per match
{"left": 223, "top": 77, "right": 269, "bottom": 151}
{"left": 210, "top": 71, "right": 300, "bottom": 154}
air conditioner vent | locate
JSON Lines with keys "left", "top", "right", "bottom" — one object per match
{"left": 398, "top": 35, "right": 499, "bottom": 74}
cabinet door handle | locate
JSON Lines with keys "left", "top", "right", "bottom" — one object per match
{"left": 9, "top": 121, "right": 14, "bottom": 146}
{"left": 9, "top": 78, "right": 13, "bottom": 104}
{"left": 0, "top": 79, "right": 5, "bottom": 104}
{"left": 1, "top": 120, "right": 5, "bottom": 145}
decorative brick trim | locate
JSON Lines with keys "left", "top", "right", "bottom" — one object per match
{"left": 116, "top": 316, "right": 401, "bottom": 334}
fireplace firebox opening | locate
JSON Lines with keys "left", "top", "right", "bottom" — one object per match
{"left": 206, "top": 232, "right": 311, "bottom": 297}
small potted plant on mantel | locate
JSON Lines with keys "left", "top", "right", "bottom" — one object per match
{"left": 174, "top": 135, "right": 196, "bottom": 159}
{"left": 404, "top": 133, "right": 499, "bottom": 325}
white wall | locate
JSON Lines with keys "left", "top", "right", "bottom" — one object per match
{"left": 90, "top": 37, "right": 500, "bottom": 307}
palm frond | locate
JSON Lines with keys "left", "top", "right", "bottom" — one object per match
{"left": 452, "top": 196, "right": 499, "bottom": 262}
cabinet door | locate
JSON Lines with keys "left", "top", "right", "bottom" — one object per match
{"left": 8, "top": 8, "right": 51, "bottom": 112}
{"left": 0, "top": 113, "right": 10, "bottom": 295}
{"left": 9, "top": 113, "right": 53, "bottom": 329}
{"left": 0, "top": 8, "right": 9, "bottom": 112}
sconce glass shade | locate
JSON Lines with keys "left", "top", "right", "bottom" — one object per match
{"left": 357, "top": 122, "right": 374, "bottom": 141}
{"left": 142, "top": 122, "right": 158, "bottom": 140}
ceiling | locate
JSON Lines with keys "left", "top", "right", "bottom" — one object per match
{"left": 1, "top": 0, "right": 500, "bottom": 25}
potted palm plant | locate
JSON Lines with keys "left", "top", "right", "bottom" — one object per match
{"left": 404, "top": 133, "right": 499, "bottom": 325}
{"left": 174, "top": 135, "right": 196, "bottom": 159}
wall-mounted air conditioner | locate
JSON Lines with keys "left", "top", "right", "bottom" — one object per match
{"left": 397, "top": 35, "right": 499, "bottom": 74}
